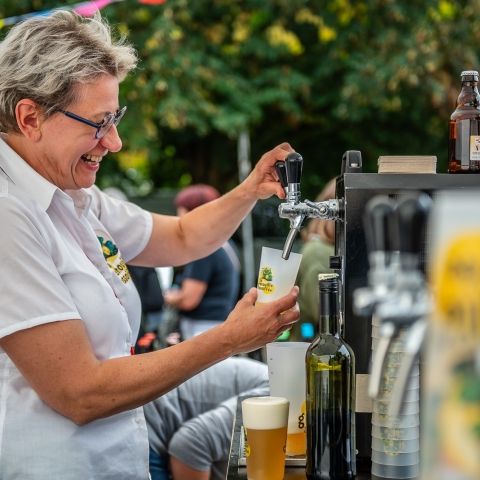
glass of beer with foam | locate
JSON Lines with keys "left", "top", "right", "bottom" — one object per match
{"left": 241, "top": 396, "right": 289, "bottom": 480}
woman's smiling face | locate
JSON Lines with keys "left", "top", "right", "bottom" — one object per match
{"left": 36, "top": 74, "right": 123, "bottom": 190}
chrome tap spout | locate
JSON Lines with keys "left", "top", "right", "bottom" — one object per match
{"left": 278, "top": 199, "right": 341, "bottom": 259}
{"left": 275, "top": 152, "right": 341, "bottom": 260}
{"left": 278, "top": 199, "right": 341, "bottom": 222}
{"left": 281, "top": 213, "right": 305, "bottom": 260}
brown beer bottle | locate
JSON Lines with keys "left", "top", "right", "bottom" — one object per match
{"left": 448, "top": 70, "right": 480, "bottom": 173}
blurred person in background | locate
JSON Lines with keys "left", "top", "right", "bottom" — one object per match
{"left": 0, "top": 10, "right": 299, "bottom": 479}
{"left": 290, "top": 179, "right": 336, "bottom": 340}
{"left": 164, "top": 184, "right": 241, "bottom": 340}
{"left": 144, "top": 356, "right": 269, "bottom": 480}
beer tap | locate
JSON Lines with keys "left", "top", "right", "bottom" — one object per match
{"left": 354, "top": 193, "right": 432, "bottom": 406}
{"left": 275, "top": 160, "right": 288, "bottom": 197}
{"left": 387, "top": 193, "right": 432, "bottom": 417}
{"left": 353, "top": 195, "right": 400, "bottom": 399}
{"left": 277, "top": 152, "right": 341, "bottom": 260}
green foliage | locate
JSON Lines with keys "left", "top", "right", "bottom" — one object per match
{"left": 2, "top": 0, "right": 480, "bottom": 198}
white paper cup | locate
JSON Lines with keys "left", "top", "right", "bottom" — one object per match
{"left": 372, "top": 436, "right": 420, "bottom": 454}
{"left": 376, "top": 363, "right": 420, "bottom": 379}
{"left": 266, "top": 341, "right": 309, "bottom": 456}
{"left": 377, "top": 376, "right": 420, "bottom": 396}
{"left": 371, "top": 329, "right": 409, "bottom": 352}
{"left": 377, "top": 351, "right": 409, "bottom": 365}
{"left": 377, "top": 387, "right": 420, "bottom": 404}
{"left": 371, "top": 462, "right": 419, "bottom": 479}
{"left": 373, "top": 399, "right": 420, "bottom": 415}
{"left": 372, "top": 411, "right": 420, "bottom": 428}
{"left": 256, "top": 247, "right": 302, "bottom": 303}
{"left": 376, "top": 376, "right": 420, "bottom": 397}
{"left": 372, "top": 424, "right": 420, "bottom": 441}
{"left": 372, "top": 449, "right": 420, "bottom": 466}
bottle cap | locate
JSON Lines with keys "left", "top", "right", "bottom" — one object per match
{"left": 318, "top": 272, "right": 339, "bottom": 292}
{"left": 460, "top": 70, "right": 479, "bottom": 81}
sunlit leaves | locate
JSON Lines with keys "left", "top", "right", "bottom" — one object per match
{"left": 3, "top": 0, "right": 480, "bottom": 194}
{"left": 266, "top": 24, "right": 304, "bottom": 55}
{"left": 437, "top": 0, "right": 457, "bottom": 20}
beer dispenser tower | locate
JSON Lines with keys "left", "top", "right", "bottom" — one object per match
{"left": 276, "top": 150, "right": 480, "bottom": 473}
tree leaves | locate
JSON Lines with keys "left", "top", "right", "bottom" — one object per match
{"left": 2, "top": 1, "right": 480, "bottom": 195}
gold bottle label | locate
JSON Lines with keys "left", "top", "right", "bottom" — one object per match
{"left": 426, "top": 230, "right": 480, "bottom": 479}
{"left": 433, "top": 231, "right": 480, "bottom": 338}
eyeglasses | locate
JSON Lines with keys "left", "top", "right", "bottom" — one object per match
{"left": 59, "top": 106, "right": 127, "bottom": 139}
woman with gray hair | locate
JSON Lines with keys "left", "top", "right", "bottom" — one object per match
{"left": 0, "top": 11, "right": 299, "bottom": 479}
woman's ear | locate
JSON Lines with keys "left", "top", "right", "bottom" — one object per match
{"left": 15, "top": 99, "right": 43, "bottom": 141}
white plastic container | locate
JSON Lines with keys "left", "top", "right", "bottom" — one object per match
{"left": 372, "top": 424, "right": 420, "bottom": 441}
{"left": 372, "top": 436, "right": 420, "bottom": 454}
{"left": 372, "top": 462, "right": 419, "bottom": 479}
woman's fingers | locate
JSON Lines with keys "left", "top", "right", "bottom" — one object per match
{"left": 224, "top": 286, "right": 300, "bottom": 353}
{"left": 278, "top": 303, "right": 300, "bottom": 326}
{"left": 268, "top": 286, "right": 299, "bottom": 313}
{"left": 238, "top": 287, "right": 258, "bottom": 307}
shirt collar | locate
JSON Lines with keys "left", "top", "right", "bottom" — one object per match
{"left": 0, "top": 135, "right": 92, "bottom": 215}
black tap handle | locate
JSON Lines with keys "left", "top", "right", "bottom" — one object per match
{"left": 274, "top": 161, "right": 288, "bottom": 189}
{"left": 341, "top": 150, "right": 363, "bottom": 174}
{"left": 285, "top": 152, "right": 303, "bottom": 184}
{"left": 363, "top": 195, "right": 397, "bottom": 253}
{"left": 395, "top": 192, "right": 432, "bottom": 255}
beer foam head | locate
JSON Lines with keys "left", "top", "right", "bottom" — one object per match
{"left": 242, "top": 396, "right": 289, "bottom": 430}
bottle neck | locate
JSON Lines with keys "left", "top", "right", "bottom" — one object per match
{"left": 319, "top": 288, "right": 340, "bottom": 335}
{"left": 457, "top": 81, "right": 480, "bottom": 107}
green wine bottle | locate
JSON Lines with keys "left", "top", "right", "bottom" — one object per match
{"left": 306, "top": 273, "right": 356, "bottom": 480}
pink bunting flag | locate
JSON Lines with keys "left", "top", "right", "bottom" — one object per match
{"left": 74, "top": 0, "right": 117, "bottom": 17}
{"left": 138, "top": 0, "right": 167, "bottom": 4}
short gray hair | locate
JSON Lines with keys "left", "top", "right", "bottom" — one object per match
{"left": 0, "top": 10, "right": 137, "bottom": 133}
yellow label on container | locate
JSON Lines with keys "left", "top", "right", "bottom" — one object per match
{"left": 257, "top": 266, "right": 275, "bottom": 295}
{"left": 298, "top": 401, "right": 306, "bottom": 430}
{"left": 438, "top": 364, "right": 480, "bottom": 478}
{"left": 470, "top": 135, "right": 480, "bottom": 160}
{"left": 243, "top": 427, "right": 251, "bottom": 457}
{"left": 433, "top": 231, "right": 480, "bottom": 339}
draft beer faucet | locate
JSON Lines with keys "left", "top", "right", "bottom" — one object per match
{"left": 276, "top": 152, "right": 341, "bottom": 260}
{"left": 354, "top": 193, "right": 432, "bottom": 414}
{"left": 353, "top": 195, "right": 400, "bottom": 399}
{"left": 387, "top": 193, "right": 432, "bottom": 417}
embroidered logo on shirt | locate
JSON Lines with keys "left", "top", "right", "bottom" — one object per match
{"left": 97, "top": 234, "right": 131, "bottom": 284}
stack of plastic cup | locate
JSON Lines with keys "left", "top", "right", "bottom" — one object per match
{"left": 371, "top": 317, "right": 420, "bottom": 480}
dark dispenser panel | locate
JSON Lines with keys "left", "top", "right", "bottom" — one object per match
{"left": 333, "top": 172, "right": 480, "bottom": 471}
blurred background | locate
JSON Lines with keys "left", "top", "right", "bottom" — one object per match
{"left": 2, "top": 0, "right": 480, "bottom": 284}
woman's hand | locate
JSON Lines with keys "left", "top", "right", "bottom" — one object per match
{"left": 240, "top": 142, "right": 295, "bottom": 201}
{"left": 0, "top": 285, "right": 299, "bottom": 424}
{"left": 219, "top": 286, "right": 300, "bottom": 355}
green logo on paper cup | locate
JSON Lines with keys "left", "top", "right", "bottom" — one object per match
{"left": 258, "top": 266, "right": 275, "bottom": 295}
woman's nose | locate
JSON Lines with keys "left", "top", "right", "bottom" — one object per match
{"left": 99, "top": 124, "right": 122, "bottom": 152}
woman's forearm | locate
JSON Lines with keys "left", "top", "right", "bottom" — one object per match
{"left": 131, "top": 143, "right": 291, "bottom": 268}
{"left": 0, "top": 286, "right": 299, "bottom": 425}
{"left": 72, "top": 330, "right": 233, "bottom": 424}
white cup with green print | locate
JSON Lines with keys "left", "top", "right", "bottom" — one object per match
{"left": 256, "top": 247, "right": 302, "bottom": 304}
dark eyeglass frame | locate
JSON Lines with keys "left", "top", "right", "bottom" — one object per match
{"left": 59, "top": 106, "right": 127, "bottom": 139}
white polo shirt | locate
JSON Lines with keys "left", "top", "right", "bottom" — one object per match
{"left": 0, "top": 137, "right": 153, "bottom": 479}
